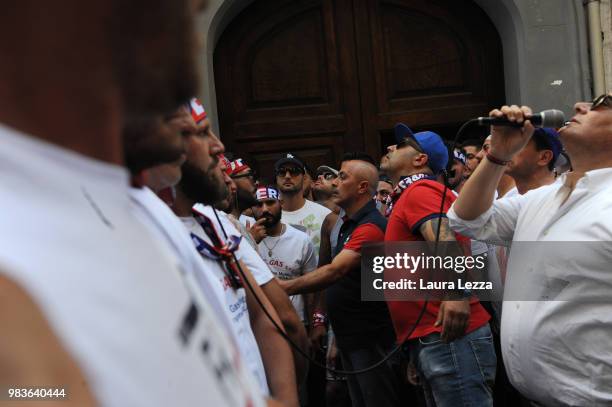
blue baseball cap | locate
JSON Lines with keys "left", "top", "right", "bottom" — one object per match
{"left": 394, "top": 123, "right": 449, "bottom": 175}
{"left": 532, "top": 128, "right": 563, "bottom": 164}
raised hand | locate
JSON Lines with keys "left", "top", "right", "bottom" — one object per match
{"left": 488, "top": 105, "right": 536, "bottom": 161}
{"left": 247, "top": 217, "right": 267, "bottom": 243}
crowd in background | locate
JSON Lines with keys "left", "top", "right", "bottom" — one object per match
{"left": 1, "top": 1, "right": 611, "bottom": 407}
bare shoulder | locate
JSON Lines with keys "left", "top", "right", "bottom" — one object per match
{"left": 0, "top": 274, "right": 95, "bottom": 406}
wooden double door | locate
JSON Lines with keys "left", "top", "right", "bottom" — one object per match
{"left": 214, "top": 0, "right": 505, "bottom": 179}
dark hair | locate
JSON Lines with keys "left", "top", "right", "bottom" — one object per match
{"left": 531, "top": 132, "right": 555, "bottom": 171}
{"left": 340, "top": 152, "right": 377, "bottom": 166}
{"left": 379, "top": 174, "right": 393, "bottom": 185}
{"left": 460, "top": 138, "right": 483, "bottom": 150}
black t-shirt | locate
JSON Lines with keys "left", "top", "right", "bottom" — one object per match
{"left": 326, "top": 201, "right": 395, "bottom": 349}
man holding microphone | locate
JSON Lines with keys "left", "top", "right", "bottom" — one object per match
{"left": 448, "top": 101, "right": 612, "bottom": 406}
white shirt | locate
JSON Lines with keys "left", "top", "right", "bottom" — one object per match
{"left": 330, "top": 209, "right": 345, "bottom": 253}
{"left": 0, "top": 124, "right": 264, "bottom": 407}
{"left": 258, "top": 223, "right": 317, "bottom": 320}
{"left": 239, "top": 214, "right": 256, "bottom": 227}
{"left": 130, "top": 187, "right": 236, "bottom": 336}
{"left": 503, "top": 186, "right": 519, "bottom": 198}
{"left": 282, "top": 199, "right": 331, "bottom": 256}
{"left": 193, "top": 204, "right": 274, "bottom": 286}
{"left": 451, "top": 190, "right": 502, "bottom": 298}
{"left": 180, "top": 213, "right": 270, "bottom": 395}
{"left": 448, "top": 169, "right": 612, "bottom": 406}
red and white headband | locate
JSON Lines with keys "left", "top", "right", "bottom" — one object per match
{"left": 189, "top": 97, "right": 207, "bottom": 123}
{"left": 256, "top": 187, "right": 279, "bottom": 201}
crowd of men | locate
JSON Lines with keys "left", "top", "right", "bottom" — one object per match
{"left": 1, "top": 1, "right": 611, "bottom": 407}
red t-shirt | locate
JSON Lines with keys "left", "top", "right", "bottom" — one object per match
{"left": 343, "top": 223, "right": 384, "bottom": 252}
{"left": 385, "top": 179, "right": 490, "bottom": 342}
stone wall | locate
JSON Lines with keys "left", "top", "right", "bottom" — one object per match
{"left": 601, "top": 0, "right": 612, "bottom": 91}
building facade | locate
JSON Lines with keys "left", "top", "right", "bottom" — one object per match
{"left": 196, "top": 0, "right": 604, "bottom": 175}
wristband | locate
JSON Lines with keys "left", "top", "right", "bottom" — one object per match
{"left": 486, "top": 152, "right": 510, "bottom": 166}
{"left": 312, "top": 312, "right": 327, "bottom": 327}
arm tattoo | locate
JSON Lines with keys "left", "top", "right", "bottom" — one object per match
{"left": 419, "top": 217, "right": 457, "bottom": 243}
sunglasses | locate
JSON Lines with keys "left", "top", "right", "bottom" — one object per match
{"left": 591, "top": 93, "right": 612, "bottom": 110}
{"left": 276, "top": 167, "right": 304, "bottom": 177}
{"left": 396, "top": 137, "right": 424, "bottom": 153}
{"left": 317, "top": 172, "right": 337, "bottom": 181}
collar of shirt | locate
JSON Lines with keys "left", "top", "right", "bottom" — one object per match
{"left": 342, "top": 200, "right": 378, "bottom": 225}
{"left": 559, "top": 167, "right": 612, "bottom": 194}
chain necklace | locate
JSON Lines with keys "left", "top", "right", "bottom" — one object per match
{"left": 262, "top": 223, "right": 285, "bottom": 257}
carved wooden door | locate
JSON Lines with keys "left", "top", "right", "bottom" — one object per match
{"left": 214, "top": 0, "right": 504, "bottom": 177}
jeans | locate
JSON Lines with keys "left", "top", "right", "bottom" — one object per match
{"left": 338, "top": 337, "right": 403, "bottom": 407}
{"left": 408, "top": 324, "right": 496, "bottom": 407}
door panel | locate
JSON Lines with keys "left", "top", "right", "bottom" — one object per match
{"left": 354, "top": 0, "right": 504, "bottom": 157}
{"left": 214, "top": 0, "right": 363, "bottom": 177}
{"left": 214, "top": 0, "right": 504, "bottom": 172}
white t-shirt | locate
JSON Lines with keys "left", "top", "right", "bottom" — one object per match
{"left": 129, "top": 187, "right": 243, "bottom": 339}
{"left": 503, "top": 186, "right": 519, "bottom": 198}
{"left": 451, "top": 190, "right": 503, "bottom": 299}
{"left": 180, "top": 213, "right": 269, "bottom": 395}
{"left": 257, "top": 224, "right": 317, "bottom": 320}
{"left": 194, "top": 204, "right": 275, "bottom": 287}
{"left": 0, "top": 124, "right": 264, "bottom": 407}
{"left": 239, "top": 214, "right": 256, "bottom": 227}
{"left": 282, "top": 199, "right": 331, "bottom": 256}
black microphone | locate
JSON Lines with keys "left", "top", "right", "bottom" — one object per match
{"left": 476, "top": 109, "right": 566, "bottom": 128}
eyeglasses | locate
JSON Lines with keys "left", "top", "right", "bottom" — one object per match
{"left": 591, "top": 93, "right": 612, "bottom": 110}
{"left": 396, "top": 138, "right": 424, "bottom": 153}
{"left": 276, "top": 167, "right": 304, "bottom": 177}
{"left": 230, "top": 171, "right": 257, "bottom": 180}
{"left": 317, "top": 172, "right": 337, "bottom": 181}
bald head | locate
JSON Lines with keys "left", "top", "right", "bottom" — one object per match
{"left": 348, "top": 160, "right": 379, "bottom": 196}
{"left": 333, "top": 159, "right": 379, "bottom": 211}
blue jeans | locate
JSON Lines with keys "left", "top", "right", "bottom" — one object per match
{"left": 408, "top": 324, "right": 496, "bottom": 407}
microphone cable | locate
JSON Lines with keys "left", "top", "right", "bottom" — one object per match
{"left": 212, "top": 207, "right": 416, "bottom": 375}
{"left": 210, "top": 119, "right": 477, "bottom": 375}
